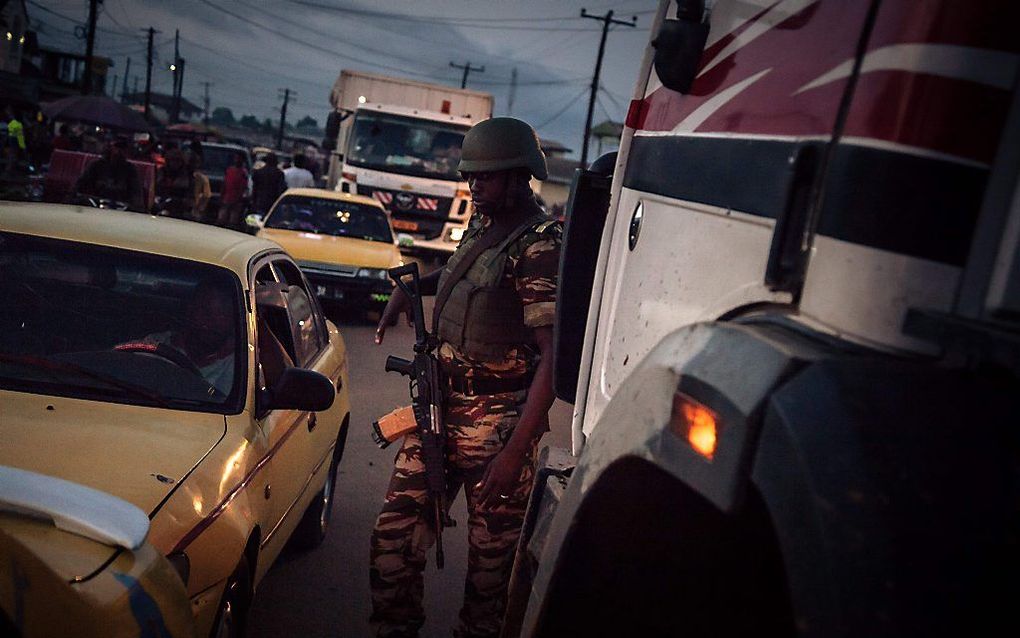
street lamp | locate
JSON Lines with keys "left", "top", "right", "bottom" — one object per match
{"left": 169, "top": 63, "right": 177, "bottom": 71}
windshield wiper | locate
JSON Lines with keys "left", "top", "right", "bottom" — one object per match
{"left": 0, "top": 352, "right": 172, "bottom": 408}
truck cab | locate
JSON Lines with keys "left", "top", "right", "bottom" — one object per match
{"left": 508, "top": 1, "right": 1020, "bottom": 636}
{"left": 335, "top": 104, "right": 474, "bottom": 257}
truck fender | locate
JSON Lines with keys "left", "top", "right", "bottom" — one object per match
{"left": 519, "top": 321, "right": 820, "bottom": 635}
{"left": 750, "top": 357, "right": 1020, "bottom": 638}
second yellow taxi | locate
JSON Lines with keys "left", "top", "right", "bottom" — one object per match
{"left": 248, "top": 188, "right": 403, "bottom": 313}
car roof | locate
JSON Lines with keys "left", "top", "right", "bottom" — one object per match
{"left": 1, "top": 202, "right": 282, "bottom": 277}
{"left": 276, "top": 188, "right": 384, "bottom": 210}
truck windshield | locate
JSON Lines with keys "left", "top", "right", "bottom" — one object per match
{"left": 347, "top": 111, "right": 468, "bottom": 181}
{"left": 266, "top": 195, "right": 395, "bottom": 243}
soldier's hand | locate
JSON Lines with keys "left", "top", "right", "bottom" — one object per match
{"left": 375, "top": 287, "right": 411, "bottom": 344}
{"left": 476, "top": 447, "right": 525, "bottom": 510}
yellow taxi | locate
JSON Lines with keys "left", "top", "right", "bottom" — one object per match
{"left": 247, "top": 188, "right": 402, "bottom": 312}
{"left": 0, "top": 202, "right": 352, "bottom": 637}
{"left": 1, "top": 467, "right": 194, "bottom": 637}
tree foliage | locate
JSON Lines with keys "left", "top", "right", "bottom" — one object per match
{"left": 210, "top": 107, "right": 235, "bottom": 125}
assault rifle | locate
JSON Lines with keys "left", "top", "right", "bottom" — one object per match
{"left": 381, "top": 263, "right": 452, "bottom": 569}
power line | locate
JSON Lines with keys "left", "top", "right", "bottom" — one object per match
{"left": 599, "top": 85, "right": 626, "bottom": 116}
{"left": 236, "top": 0, "right": 585, "bottom": 86}
{"left": 235, "top": 0, "right": 449, "bottom": 74}
{"left": 288, "top": 1, "right": 607, "bottom": 30}
{"left": 196, "top": 0, "right": 447, "bottom": 81}
{"left": 535, "top": 86, "right": 589, "bottom": 130}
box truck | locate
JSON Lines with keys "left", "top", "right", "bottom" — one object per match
{"left": 325, "top": 70, "right": 493, "bottom": 257}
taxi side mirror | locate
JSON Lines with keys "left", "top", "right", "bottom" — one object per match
{"left": 267, "top": 367, "right": 335, "bottom": 412}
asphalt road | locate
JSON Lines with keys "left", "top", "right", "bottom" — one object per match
{"left": 248, "top": 307, "right": 573, "bottom": 638}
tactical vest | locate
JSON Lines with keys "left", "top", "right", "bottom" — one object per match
{"left": 436, "top": 215, "right": 550, "bottom": 361}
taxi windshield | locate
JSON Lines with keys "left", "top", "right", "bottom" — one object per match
{"left": 0, "top": 232, "right": 246, "bottom": 413}
{"left": 265, "top": 195, "right": 394, "bottom": 243}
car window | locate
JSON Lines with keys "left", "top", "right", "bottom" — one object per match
{"left": 0, "top": 232, "right": 246, "bottom": 412}
{"left": 265, "top": 195, "right": 394, "bottom": 243}
{"left": 273, "top": 260, "right": 326, "bottom": 366}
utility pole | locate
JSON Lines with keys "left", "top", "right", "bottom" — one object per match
{"left": 176, "top": 59, "right": 186, "bottom": 120}
{"left": 580, "top": 8, "right": 636, "bottom": 167}
{"left": 171, "top": 29, "right": 180, "bottom": 123}
{"left": 82, "top": 0, "right": 100, "bottom": 94}
{"left": 133, "top": 76, "right": 140, "bottom": 96}
{"left": 508, "top": 67, "right": 518, "bottom": 115}
{"left": 449, "top": 61, "right": 485, "bottom": 89}
{"left": 111, "top": 74, "right": 118, "bottom": 97}
{"left": 121, "top": 57, "right": 131, "bottom": 101}
{"left": 277, "top": 88, "right": 294, "bottom": 149}
{"left": 143, "top": 27, "right": 158, "bottom": 120}
{"left": 202, "top": 81, "right": 212, "bottom": 125}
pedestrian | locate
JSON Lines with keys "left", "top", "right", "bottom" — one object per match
{"left": 251, "top": 151, "right": 287, "bottom": 216}
{"left": 157, "top": 142, "right": 193, "bottom": 218}
{"left": 217, "top": 151, "right": 249, "bottom": 228}
{"left": 283, "top": 153, "right": 315, "bottom": 188}
{"left": 191, "top": 153, "right": 212, "bottom": 222}
{"left": 4, "top": 106, "right": 25, "bottom": 174}
{"left": 74, "top": 138, "right": 142, "bottom": 210}
{"left": 371, "top": 117, "right": 561, "bottom": 638}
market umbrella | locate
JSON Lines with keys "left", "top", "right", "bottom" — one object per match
{"left": 41, "top": 95, "right": 153, "bottom": 132}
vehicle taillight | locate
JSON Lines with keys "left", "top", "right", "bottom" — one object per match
{"left": 669, "top": 391, "right": 718, "bottom": 460}
{"left": 342, "top": 171, "right": 357, "bottom": 183}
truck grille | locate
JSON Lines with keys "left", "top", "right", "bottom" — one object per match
{"left": 358, "top": 186, "right": 453, "bottom": 219}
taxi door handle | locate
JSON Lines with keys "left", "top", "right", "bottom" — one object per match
{"left": 307, "top": 413, "right": 317, "bottom": 432}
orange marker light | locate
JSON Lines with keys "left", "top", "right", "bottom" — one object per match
{"left": 670, "top": 392, "right": 719, "bottom": 460}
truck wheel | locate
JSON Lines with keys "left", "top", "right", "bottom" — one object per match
{"left": 536, "top": 458, "right": 794, "bottom": 637}
{"left": 211, "top": 556, "right": 250, "bottom": 638}
{"left": 292, "top": 423, "right": 347, "bottom": 550}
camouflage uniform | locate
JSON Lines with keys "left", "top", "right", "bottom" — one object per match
{"left": 370, "top": 212, "right": 562, "bottom": 638}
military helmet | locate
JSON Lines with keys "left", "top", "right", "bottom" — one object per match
{"left": 458, "top": 117, "right": 548, "bottom": 181}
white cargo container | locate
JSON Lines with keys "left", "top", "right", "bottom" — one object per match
{"left": 326, "top": 70, "right": 494, "bottom": 257}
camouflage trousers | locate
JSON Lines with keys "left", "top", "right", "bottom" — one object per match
{"left": 370, "top": 390, "right": 538, "bottom": 638}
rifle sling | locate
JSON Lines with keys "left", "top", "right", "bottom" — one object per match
{"left": 431, "top": 212, "right": 546, "bottom": 331}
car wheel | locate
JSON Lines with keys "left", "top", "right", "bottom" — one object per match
{"left": 211, "top": 556, "right": 250, "bottom": 638}
{"left": 292, "top": 426, "right": 345, "bottom": 550}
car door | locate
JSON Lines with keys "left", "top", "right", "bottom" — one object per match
{"left": 253, "top": 257, "right": 342, "bottom": 559}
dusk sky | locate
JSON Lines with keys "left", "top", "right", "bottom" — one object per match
{"left": 31, "top": 0, "right": 657, "bottom": 155}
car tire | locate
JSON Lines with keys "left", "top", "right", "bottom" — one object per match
{"left": 210, "top": 555, "right": 250, "bottom": 638}
{"left": 292, "top": 424, "right": 346, "bottom": 550}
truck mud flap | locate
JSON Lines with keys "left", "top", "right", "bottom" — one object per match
{"left": 502, "top": 445, "right": 575, "bottom": 638}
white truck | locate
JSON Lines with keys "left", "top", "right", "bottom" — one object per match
{"left": 506, "top": 1, "right": 1020, "bottom": 637}
{"left": 325, "top": 70, "right": 493, "bottom": 257}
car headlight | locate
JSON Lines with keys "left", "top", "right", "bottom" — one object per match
{"left": 358, "top": 268, "right": 389, "bottom": 281}
{"left": 167, "top": 551, "right": 190, "bottom": 587}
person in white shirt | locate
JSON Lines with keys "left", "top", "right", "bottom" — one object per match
{"left": 283, "top": 154, "right": 315, "bottom": 188}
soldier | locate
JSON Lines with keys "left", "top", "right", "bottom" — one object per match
{"left": 371, "top": 117, "right": 562, "bottom": 638}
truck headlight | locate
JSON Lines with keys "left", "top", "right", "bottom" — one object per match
{"left": 358, "top": 268, "right": 389, "bottom": 280}
{"left": 450, "top": 227, "right": 465, "bottom": 242}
